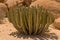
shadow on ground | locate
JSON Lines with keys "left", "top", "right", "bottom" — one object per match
{"left": 9, "top": 31, "right": 58, "bottom": 40}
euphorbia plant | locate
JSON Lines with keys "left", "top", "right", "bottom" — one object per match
{"left": 7, "top": 6, "right": 54, "bottom": 35}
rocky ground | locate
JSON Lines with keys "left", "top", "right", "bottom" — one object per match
{"left": 0, "top": 0, "right": 60, "bottom": 40}
{"left": 0, "top": 18, "right": 60, "bottom": 40}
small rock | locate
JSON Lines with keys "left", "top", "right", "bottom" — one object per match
{"left": 5, "top": 0, "right": 22, "bottom": 8}
{"left": 0, "top": 3, "right": 8, "bottom": 24}
{"left": 54, "top": 17, "right": 60, "bottom": 29}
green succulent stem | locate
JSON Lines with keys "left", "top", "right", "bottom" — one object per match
{"left": 7, "top": 6, "right": 54, "bottom": 35}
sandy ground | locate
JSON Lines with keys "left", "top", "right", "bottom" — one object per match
{"left": 0, "top": 18, "right": 60, "bottom": 40}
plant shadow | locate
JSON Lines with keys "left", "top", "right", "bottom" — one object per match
{"left": 9, "top": 31, "right": 58, "bottom": 40}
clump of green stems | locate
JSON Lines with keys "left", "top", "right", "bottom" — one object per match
{"left": 7, "top": 6, "right": 54, "bottom": 35}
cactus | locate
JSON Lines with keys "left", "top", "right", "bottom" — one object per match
{"left": 7, "top": 6, "right": 54, "bottom": 35}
